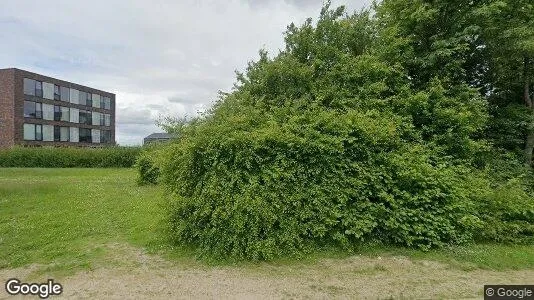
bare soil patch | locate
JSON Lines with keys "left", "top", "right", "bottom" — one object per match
{"left": 1, "top": 243, "right": 533, "bottom": 299}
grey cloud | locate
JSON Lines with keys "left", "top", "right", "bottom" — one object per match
{"left": 116, "top": 107, "right": 155, "bottom": 125}
{"left": 168, "top": 95, "right": 210, "bottom": 105}
{"left": 285, "top": 0, "right": 321, "bottom": 7}
{"left": 146, "top": 104, "right": 167, "bottom": 110}
{"left": 247, "top": 0, "right": 370, "bottom": 11}
{"left": 168, "top": 97, "right": 190, "bottom": 104}
{"left": 117, "top": 123, "right": 160, "bottom": 146}
{"left": 118, "top": 124, "right": 157, "bottom": 137}
{"left": 246, "top": 0, "right": 319, "bottom": 9}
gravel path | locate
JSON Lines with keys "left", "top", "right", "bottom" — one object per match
{"left": 1, "top": 243, "right": 533, "bottom": 299}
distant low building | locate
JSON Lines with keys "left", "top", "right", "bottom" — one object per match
{"left": 143, "top": 132, "right": 172, "bottom": 144}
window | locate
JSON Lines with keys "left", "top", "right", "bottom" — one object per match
{"left": 61, "top": 106, "right": 70, "bottom": 122}
{"left": 60, "top": 126, "right": 69, "bottom": 141}
{"left": 104, "top": 114, "right": 111, "bottom": 127}
{"left": 101, "top": 130, "right": 112, "bottom": 143}
{"left": 86, "top": 111, "right": 92, "bottom": 125}
{"left": 92, "top": 112, "right": 101, "bottom": 126}
{"left": 86, "top": 93, "right": 92, "bottom": 107}
{"left": 92, "top": 94, "right": 100, "bottom": 108}
{"left": 36, "top": 102, "right": 43, "bottom": 118}
{"left": 70, "top": 89, "right": 79, "bottom": 104}
{"left": 43, "top": 125, "right": 54, "bottom": 141}
{"left": 35, "top": 81, "right": 43, "bottom": 97}
{"left": 24, "top": 101, "right": 42, "bottom": 119}
{"left": 23, "top": 78, "right": 42, "bottom": 97}
{"left": 36, "top": 124, "right": 43, "bottom": 141}
{"left": 23, "top": 124, "right": 42, "bottom": 141}
{"left": 54, "top": 85, "right": 61, "bottom": 100}
{"left": 92, "top": 129, "right": 100, "bottom": 143}
{"left": 103, "top": 97, "right": 111, "bottom": 110}
{"left": 53, "top": 106, "right": 70, "bottom": 122}
{"left": 79, "top": 128, "right": 92, "bottom": 143}
{"left": 43, "top": 82, "right": 54, "bottom": 100}
{"left": 60, "top": 86, "right": 70, "bottom": 102}
{"left": 24, "top": 124, "right": 35, "bottom": 140}
{"left": 99, "top": 96, "right": 111, "bottom": 109}
{"left": 70, "top": 108, "right": 79, "bottom": 123}
{"left": 24, "top": 78, "right": 35, "bottom": 96}
{"left": 53, "top": 126, "right": 60, "bottom": 141}
{"left": 79, "top": 110, "right": 92, "bottom": 125}
{"left": 79, "top": 91, "right": 86, "bottom": 106}
{"left": 70, "top": 127, "right": 79, "bottom": 143}
{"left": 54, "top": 126, "right": 70, "bottom": 142}
{"left": 24, "top": 101, "right": 34, "bottom": 118}
{"left": 43, "top": 104, "right": 54, "bottom": 120}
{"left": 100, "top": 113, "right": 106, "bottom": 126}
{"left": 79, "top": 110, "right": 86, "bottom": 124}
{"left": 79, "top": 91, "right": 93, "bottom": 106}
{"left": 24, "top": 101, "right": 33, "bottom": 118}
{"left": 54, "top": 105, "right": 61, "bottom": 121}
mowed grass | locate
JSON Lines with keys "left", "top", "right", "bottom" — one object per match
{"left": 0, "top": 168, "right": 171, "bottom": 274}
{"left": 1, "top": 168, "right": 533, "bottom": 275}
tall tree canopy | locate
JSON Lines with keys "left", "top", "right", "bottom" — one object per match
{"left": 375, "top": 0, "right": 534, "bottom": 165}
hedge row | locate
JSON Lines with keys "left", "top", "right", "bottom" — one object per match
{"left": 0, "top": 146, "right": 141, "bottom": 168}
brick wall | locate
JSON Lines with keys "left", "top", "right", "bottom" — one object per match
{"left": 0, "top": 69, "right": 15, "bottom": 149}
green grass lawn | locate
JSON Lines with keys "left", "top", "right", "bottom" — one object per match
{"left": 0, "top": 168, "right": 172, "bottom": 274}
{"left": 1, "top": 168, "right": 533, "bottom": 275}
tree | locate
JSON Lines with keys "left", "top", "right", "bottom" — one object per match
{"left": 375, "top": 0, "right": 534, "bottom": 167}
{"left": 474, "top": 0, "right": 534, "bottom": 167}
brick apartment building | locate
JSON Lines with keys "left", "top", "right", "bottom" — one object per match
{"left": 0, "top": 68, "right": 115, "bottom": 149}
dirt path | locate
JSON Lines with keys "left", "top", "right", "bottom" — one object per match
{"left": 1, "top": 243, "right": 533, "bottom": 299}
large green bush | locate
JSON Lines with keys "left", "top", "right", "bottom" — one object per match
{"left": 161, "top": 107, "right": 490, "bottom": 259}
{"left": 0, "top": 146, "right": 140, "bottom": 168}
{"left": 157, "top": 3, "right": 534, "bottom": 260}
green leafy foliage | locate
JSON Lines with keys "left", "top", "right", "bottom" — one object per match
{"left": 0, "top": 146, "right": 140, "bottom": 168}
{"left": 476, "top": 178, "right": 534, "bottom": 243}
{"left": 135, "top": 153, "right": 160, "bottom": 185}
{"left": 135, "top": 144, "right": 166, "bottom": 185}
{"left": 160, "top": 106, "right": 490, "bottom": 259}
{"left": 472, "top": 153, "right": 534, "bottom": 243}
{"left": 156, "top": 2, "right": 534, "bottom": 260}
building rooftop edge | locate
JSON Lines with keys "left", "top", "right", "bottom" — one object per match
{"left": 0, "top": 67, "right": 115, "bottom": 96}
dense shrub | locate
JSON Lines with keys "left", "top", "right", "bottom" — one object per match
{"left": 467, "top": 153, "right": 534, "bottom": 243}
{"left": 157, "top": 4, "right": 534, "bottom": 260}
{"left": 160, "top": 107, "right": 490, "bottom": 260}
{"left": 136, "top": 144, "right": 166, "bottom": 185}
{"left": 0, "top": 146, "right": 140, "bottom": 168}
{"left": 136, "top": 152, "right": 160, "bottom": 185}
{"left": 475, "top": 176, "right": 534, "bottom": 244}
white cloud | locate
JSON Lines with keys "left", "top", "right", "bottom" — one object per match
{"left": 0, "top": 0, "right": 369, "bottom": 145}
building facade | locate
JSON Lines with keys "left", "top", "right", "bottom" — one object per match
{"left": 0, "top": 68, "right": 115, "bottom": 148}
{"left": 143, "top": 132, "right": 172, "bottom": 145}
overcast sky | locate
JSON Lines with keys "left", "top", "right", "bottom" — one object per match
{"left": 0, "top": 0, "right": 369, "bottom": 145}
